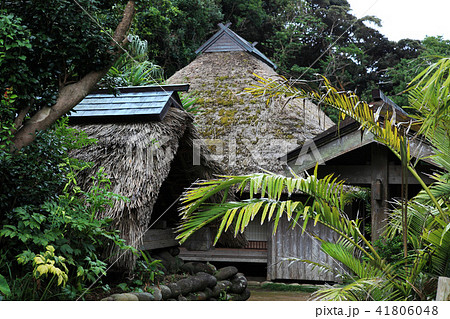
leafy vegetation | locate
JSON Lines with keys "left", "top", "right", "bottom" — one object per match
{"left": 0, "top": 90, "right": 132, "bottom": 300}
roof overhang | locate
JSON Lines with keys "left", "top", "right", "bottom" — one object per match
{"left": 69, "top": 84, "right": 189, "bottom": 124}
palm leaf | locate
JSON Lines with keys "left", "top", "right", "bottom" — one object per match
{"left": 176, "top": 173, "right": 349, "bottom": 244}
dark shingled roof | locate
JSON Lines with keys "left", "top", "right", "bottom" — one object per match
{"left": 70, "top": 84, "right": 189, "bottom": 123}
{"left": 195, "top": 22, "right": 277, "bottom": 70}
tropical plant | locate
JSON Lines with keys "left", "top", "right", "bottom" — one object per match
{"left": 102, "top": 35, "right": 165, "bottom": 87}
{"left": 0, "top": 94, "right": 132, "bottom": 300}
{"left": 0, "top": 274, "right": 10, "bottom": 300}
{"left": 176, "top": 57, "right": 450, "bottom": 300}
{"left": 1, "top": 1, "right": 135, "bottom": 151}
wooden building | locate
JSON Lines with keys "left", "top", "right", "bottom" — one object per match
{"left": 284, "top": 90, "right": 437, "bottom": 241}
{"left": 169, "top": 24, "right": 339, "bottom": 282}
{"left": 69, "top": 84, "right": 223, "bottom": 272}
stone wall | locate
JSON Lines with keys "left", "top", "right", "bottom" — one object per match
{"left": 101, "top": 247, "right": 250, "bottom": 301}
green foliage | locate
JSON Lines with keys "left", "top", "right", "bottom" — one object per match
{"left": 386, "top": 37, "right": 450, "bottom": 107}
{"left": 0, "top": 87, "right": 16, "bottom": 148}
{"left": 30, "top": 245, "right": 69, "bottom": 295}
{"left": 260, "top": 282, "right": 318, "bottom": 292}
{"left": 135, "top": 251, "right": 165, "bottom": 284}
{"left": 0, "top": 274, "right": 10, "bottom": 299}
{"left": 0, "top": 164, "right": 132, "bottom": 300}
{"left": 372, "top": 236, "right": 404, "bottom": 264}
{"left": 180, "top": 92, "right": 201, "bottom": 115}
{"left": 0, "top": 10, "right": 33, "bottom": 103}
{"left": 176, "top": 170, "right": 349, "bottom": 245}
{"left": 0, "top": 1, "right": 128, "bottom": 123}
{"left": 102, "top": 35, "right": 165, "bottom": 87}
{"left": 133, "top": 0, "right": 223, "bottom": 75}
{"left": 0, "top": 92, "right": 131, "bottom": 299}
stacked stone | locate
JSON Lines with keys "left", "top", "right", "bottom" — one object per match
{"left": 102, "top": 265, "right": 250, "bottom": 301}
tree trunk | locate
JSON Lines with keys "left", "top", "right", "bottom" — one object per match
{"left": 10, "top": 1, "right": 136, "bottom": 151}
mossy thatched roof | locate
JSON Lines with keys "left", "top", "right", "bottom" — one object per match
{"left": 168, "top": 51, "right": 334, "bottom": 176}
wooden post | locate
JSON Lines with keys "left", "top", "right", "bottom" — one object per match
{"left": 371, "top": 143, "right": 389, "bottom": 242}
{"left": 436, "top": 277, "right": 450, "bottom": 301}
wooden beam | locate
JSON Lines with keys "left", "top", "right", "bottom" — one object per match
{"left": 178, "top": 247, "right": 267, "bottom": 263}
{"left": 314, "top": 165, "right": 433, "bottom": 185}
{"left": 287, "top": 129, "right": 375, "bottom": 173}
{"left": 140, "top": 229, "right": 179, "bottom": 251}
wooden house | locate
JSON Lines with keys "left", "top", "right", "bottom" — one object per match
{"left": 284, "top": 90, "right": 438, "bottom": 242}
{"left": 69, "top": 84, "right": 224, "bottom": 272}
{"left": 169, "top": 24, "right": 339, "bottom": 282}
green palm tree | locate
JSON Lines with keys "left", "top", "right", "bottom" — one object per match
{"left": 176, "top": 57, "right": 450, "bottom": 300}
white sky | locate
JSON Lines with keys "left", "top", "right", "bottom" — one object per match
{"left": 346, "top": 0, "right": 450, "bottom": 41}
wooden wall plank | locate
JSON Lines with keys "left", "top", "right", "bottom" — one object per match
{"left": 268, "top": 218, "right": 339, "bottom": 282}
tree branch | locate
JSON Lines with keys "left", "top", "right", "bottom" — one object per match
{"left": 12, "top": 103, "right": 32, "bottom": 135}
{"left": 10, "top": 1, "right": 136, "bottom": 151}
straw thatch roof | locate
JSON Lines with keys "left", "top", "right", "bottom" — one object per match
{"left": 168, "top": 50, "right": 334, "bottom": 175}
{"left": 70, "top": 107, "right": 225, "bottom": 271}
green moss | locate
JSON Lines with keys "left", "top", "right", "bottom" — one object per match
{"left": 216, "top": 98, "right": 234, "bottom": 107}
{"left": 215, "top": 75, "right": 230, "bottom": 81}
{"left": 220, "top": 116, "right": 234, "bottom": 125}
{"left": 260, "top": 282, "right": 319, "bottom": 293}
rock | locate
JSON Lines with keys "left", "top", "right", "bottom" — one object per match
{"left": 206, "top": 262, "right": 217, "bottom": 273}
{"left": 240, "top": 288, "right": 251, "bottom": 301}
{"left": 214, "top": 266, "right": 238, "bottom": 280}
{"left": 176, "top": 272, "right": 215, "bottom": 295}
{"left": 196, "top": 272, "right": 217, "bottom": 287}
{"left": 203, "top": 287, "right": 213, "bottom": 299}
{"left": 101, "top": 296, "right": 114, "bottom": 301}
{"left": 174, "top": 256, "right": 184, "bottom": 269}
{"left": 230, "top": 288, "right": 251, "bottom": 301}
{"left": 159, "top": 284, "right": 172, "bottom": 300}
{"left": 189, "top": 291, "right": 207, "bottom": 301}
{"left": 110, "top": 293, "right": 139, "bottom": 301}
{"left": 198, "top": 292, "right": 208, "bottom": 301}
{"left": 177, "top": 278, "right": 195, "bottom": 295}
{"left": 188, "top": 276, "right": 208, "bottom": 292}
{"left": 177, "top": 295, "right": 188, "bottom": 301}
{"left": 154, "top": 250, "right": 180, "bottom": 274}
{"left": 168, "top": 246, "right": 180, "bottom": 257}
{"left": 167, "top": 298, "right": 177, "bottom": 301}
{"left": 167, "top": 283, "right": 181, "bottom": 298}
{"left": 180, "top": 262, "right": 195, "bottom": 274}
{"left": 211, "top": 280, "right": 232, "bottom": 298}
{"left": 230, "top": 273, "right": 247, "bottom": 294}
{"left": 181, "top": 262, "right": 214, "bottom": 275}
{"left": 132, "top": 292, "right": 155, "bottom": 301}
{"left": 110, "top": 294, "right": 128, "bottom": 301}
{"left": 147, "top": 286, "right": 162, "bottom": 301}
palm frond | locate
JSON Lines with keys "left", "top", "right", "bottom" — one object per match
{"left": 312, "top": 277, "right": 396, "bottom": 301}
{"left": 176, "top": 172, "right": 349, "bottom": 244}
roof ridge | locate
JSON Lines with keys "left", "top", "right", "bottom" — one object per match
{"left": 195, "top": 23, "right": 277, "bottom": 70}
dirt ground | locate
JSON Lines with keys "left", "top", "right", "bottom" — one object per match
{"left": 248, "top": 288, "right": 313, "bottom": 301}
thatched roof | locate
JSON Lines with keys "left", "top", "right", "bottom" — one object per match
{"left": 70, "top": 107, "right": 223, "bottom": 271}
{"left": 168, "top": 50, "right": 334, "bottom": 176}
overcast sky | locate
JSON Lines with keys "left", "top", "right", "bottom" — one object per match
{"left": 346, "top": 0, "right": 449, "bottom": 41}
